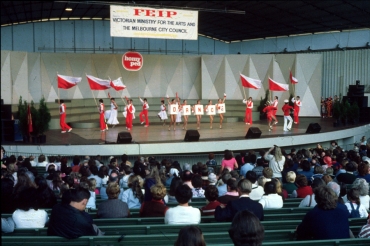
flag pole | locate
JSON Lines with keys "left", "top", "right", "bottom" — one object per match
{"left": 56, "top": 72, "right": 60, "bottom": 104}
{"left": 239, "top": 71, "right": 247, "bottom": 99}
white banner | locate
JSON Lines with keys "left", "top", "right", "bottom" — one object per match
{"left": 206, "top": 105, "right": 216, "bottom": 115}
{"left": 182, "top": 105, "right": 191, "bottom": 116}
{"left": 217, "top": 103, "right": 226, "bottom": 114}
{"left": 169, "top": 104, "right": 179, "bottom": 115}
{"left": 110, "top": 6, "right": 198, "bottom": 40}
{"left": 194, "top": 105, "right": 204, "bottom": 115}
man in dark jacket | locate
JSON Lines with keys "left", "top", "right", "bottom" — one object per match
{"left": 214, "top": 179, "right": 264, "bottom": 222}
{"left": 47, "top": 187, "right": 99, "bottom": 239}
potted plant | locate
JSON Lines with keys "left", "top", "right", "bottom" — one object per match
{"left": 341, "top": 100, "right": 351, "bottom": 126}
{"left": 349, "top": 101, "right": 360, "bottom": 124}
{"left": 30, "top": 100, "right": 40, "bottom": 144}
{"left": 258, "top": 90, "right": 269, "bottom": 120}
{"left": 37, "top": 96, "right": 51, "bottom": 143}
{"left": 17, "top": 96, "right": 29, "bottom": 142}
{"left": 332, "top": 100, "right": 342, "bottom": 127}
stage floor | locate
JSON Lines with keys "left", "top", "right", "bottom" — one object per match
{"left": 11, "top": 116, "right": 361, "bottom": 146}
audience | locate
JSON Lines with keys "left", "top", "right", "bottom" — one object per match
{"left": 291, "top": 174, "right": 313, "bottom": 198}
{"left": 140, "top": 184, "right": 169, "bottom": 217}
{"left": 217, "top": 179, "right": 239, "bottom": 204}
{"left": 258, "top": 181, "right": 283, "bottom": 209}
{"left": 200, "top": 185, "right": 221, "bottom": 216}
{"left": 174, "top": 226, "right": 206, "bottom": 246}
{"left": 121, "top": 175, "right": 143, "bottom": 209}
{"left": 344, "top": 188, "right": 368, "bottom": 218}
{"left": 298, "top": 178, "right": 326, "bottom": 208}
{"left": 97, "top": 182, "right": 129, "bottom": 218}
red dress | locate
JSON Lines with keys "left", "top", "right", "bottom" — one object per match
{"left": 126, "top": 104, "right": 133, "bottom": 129}
{"left": 60, "top": 103, "right": 71, "bottom": 131}
{"left": 139, "top": 101, "right": 149, "bottom": 126}
{"left": 245, "top": 101, "right": 253, "bottom": 124}
{"left": 263, "top": 106, "right": 277, "bottom": 121}
{"left": 99, "top": 103, "right": 105, "bottom": 130}
{"left": 293, "top": 100, "right": 302, "bottom": 123}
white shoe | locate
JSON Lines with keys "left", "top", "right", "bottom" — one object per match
{"left": 287, "top": 128, "right": 291, "bottom": 131}
{"left": 61, "top": 131, "right": 66, "bottom": 133}
{"left": 284, "top": 129, "right": 288, "bottom": 132}
{"left": 100, "top": 129, "right": 105, "bottom": 132}
{"left": 269, "top": 129, "right": 271, "bottom": 132}
{"left": 274, "top": 121, "right": 278, "bottom": 125}
{"left": 68, "top": 128, "right": 72, "bottom": 132}
{"left": 141, "top": 122, "right": 144, "bottom": 125}
{"left": 144, "top": 125, "right": 148, "bottom": 127}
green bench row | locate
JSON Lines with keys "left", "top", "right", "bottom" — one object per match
{"left": 2, "top": 230, "right": 368, "bottom": 246}
{"left": 4, "top": 218, "right": 366, "bottom": 237}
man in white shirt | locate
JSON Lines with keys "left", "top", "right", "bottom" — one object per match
{"left": 165, "top": 184, "right": 200, "bottom": 224}
{"left": 246, "top": 171, "right": 264, "bottom": 201}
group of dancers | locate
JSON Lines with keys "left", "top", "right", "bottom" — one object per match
{"left": 59, "top": 94, "right": 302, "bottom": 133}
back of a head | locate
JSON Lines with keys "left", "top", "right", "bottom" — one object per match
{"left": 352, "top": 178, "right": 369, "bottom": 196}
{"left": 346, "top": 161, "right": 356, "bottom": 172}
{"left": 222, "top": 173, "right": 232, "bottom": 184}
{"left": 286, "top": 171, "right": 296, "bottom": 183}
{"left": 229, "top": 210, "right": 264, "bottom": 246}
{"left": 15, "top": 187, "right": 39, "bottom": 211}
{"left": 169, "top": 176, "right": 183, "bottom": 196}
{"left": 295, "top": 174, "right": 308, "bottom": 187}
{"left": 245, "top": 171, "right": 257, "bottom": 184}
{"left": 175, "top": 184, "right": 192, "bottom": 204}
{"left": 227, "top": 178, "right": 238, "bottom": 191}
{"left": 314, "top": 186, "right": 337, "bottom": 210}
{"left": 238, "top": 179, "right": 252, "bottom": 194}
{"left": 191, "top": 175, "right": 203, "bottom": 189}
{"left": 347, "top": 188, "right": 361, "bottom": 205}
{"left": 106, "top": 182, "right": 120, "bottom": 199}
{"left": 205, "top": 185, "right": 218, "bottom": 202}
{"left": 311, "top": 178, "right": 325, "bottom": 191}
{"left": 174, "top": 226, "right": 206, "bottom": 246}
{"left": 301, "top": 160, "right": 311, "bottom": 171}
{"left": 263, "top": 181, "right": 276, "bottom": 195}
{"left": 230, "top": 170, "right": 239, "bottom": 179}
{"left": 182, "top": 170, "right": 193, "bottom": 182}
{"left": 262, "top": 167, "right": 273, "bottom": 179}
{"left": 69, "top": 187, "right": 91, "bottom": 203}
{"left": 150, "top": 184, "right": 167, "bottom": 200}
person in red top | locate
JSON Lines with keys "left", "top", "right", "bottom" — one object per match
{"left": 292, "top": 174, "right": 313, "bottom": 198}
{"left": 272, "top": 96, "right": 279, "bottom": 124}
{"left": 98, "top": 99, "right": 106, "bottom": 132}
{"left": 262, "top": 102, "right": 277, "bottom": 131}
{"left": 243, "top": 97, "right": 253, "bottom": 125}
{"left": 200, "top": 185, "right": 221, "bottom": 216}
{"left": 139, "top": 97, "right": 149, "bottom": 127}
{"left": 126, "top": 99, "right": 134, "bottom": 131}
{"left": 291, "top": 96, "right": 302, "bottom": 124}
{"left": 140, "top": 184, "right": 169, "bottom": 217}
{"left": 281, "top": 99, "right": 293, "bottom": 131}
{"left": 59, "top": 100, "right": 72, "bottom": 133}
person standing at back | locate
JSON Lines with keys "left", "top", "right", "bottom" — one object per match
{"left": 264, "top": 145, "right": 285, "bottom": 181}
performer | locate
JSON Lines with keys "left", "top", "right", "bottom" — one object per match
{"left": 157, "top": 99, "right": 167, "bottom": 126}
{"left": 59, "top": 100, "right": 72, "bottom": 133}
{"left": 167, "top": 97, "right": 178, "bottom": 131}
{"left": 139, "top": 97, "right": 149, "bottom": 127}
{"left": 176, "top": 98, "right": 182, "bottom": 126}
{"left": 205, "top": 100, "right": 214, "bottom": 129}
{"left": 272, "top": 96, "right": 279, "bottom": 124}
{"left": 105, "top": 93, "right": 119, "bottom": 128}
{"left": 320, "top": 97, "right": 326, "bottom": 118}
{"left": 242, "top": 97, "right": 253, "bottom": 125}
{"left": 182, "top": 99, "right": 188, "bottom": 130}
{"left": 262, "top": 101, "right": 277, "bottom": 131}
{"left": 282, "top": 99, "right": 293, "bottom": 131}
{"left": 216, "top": 94, "right": 226, "bottom": 129}
{"left": 192, "top": 100, "right": 202, "bottom": 130}
{"left": 125, "top": 99, "right": 135, "bottom": 131}
{"left": 326, "top": 97, "right": 333, "bottom": 117}
{"left": 291, "top": 96, "right": 302, "bottom": 124}
{"left": 98, "top": 99, "right": 106, "bottom": 132}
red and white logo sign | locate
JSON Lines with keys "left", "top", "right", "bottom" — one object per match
{"left": 122, "top": 52, "right": 143, "bottom": 71}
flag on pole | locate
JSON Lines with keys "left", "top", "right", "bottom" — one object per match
{"left": 57, "top": 74, "right": 82, "bottom": 89}
{"left": 240, "top": 73, "right": 262, "bottom": 89}
{"left": 110, "top": 77, "right": 126, "bottom": 91}
{"left": 86, "top": 75, "right": 111, "bottom": 90}
{"left": 290, "top": 71, "right": 298, "bottom": 84}
{"left": 27, "top": 104, "right": 33, "bottom": 135}
{"left": 268, "top": 77, "right": 289, "bottom": 91}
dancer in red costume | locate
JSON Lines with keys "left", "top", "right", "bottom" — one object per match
{"left": 59, "top": 100, "right": 72, "bottom": 133}
{"left": 98, "top": 99, "right": 106, "bottom": 131}
{"left": 272, "top": 96, "right": 279, "bottom": 124}
{"left": 139, "top": 97, "right": 149, "bottom": 127}
{"left": 291, "top": 96, "right": 302, "bottom": 124}
{"left": 125, "top": 99, "right": 134, "bottom": 131}
{"left": 243, "top": 97, "right": 253, "bottom": 125}
{"left": 262, "top": 101, "right": 278, "bottom": 131}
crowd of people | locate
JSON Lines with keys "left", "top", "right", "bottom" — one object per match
{"left": 1, "top": 137, "right": 370, "bottom": 244}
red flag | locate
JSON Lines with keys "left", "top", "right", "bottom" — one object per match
{"left": 290, "top": 71, "right": 298, "bottom": 84}
{"left": 110, "top": 77, "right": 126, "bottom": 91}
{"left": 86, "top": 75, "right": 111, "bottom": 90}
{"left": 27, "top": 104, "right": 33, "bottom": 135}
{"left": 57, "top": 74, "right": 82, "bottom": 89}
{"left": 240, "top": 73, "right": 262, "bottom": 89}
{"left": 269, "top": 77, "right": 289, "bottom": 91}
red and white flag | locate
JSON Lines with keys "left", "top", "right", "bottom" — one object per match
{"left": 269, "top": 77, "right": 289, "bottom": 91}
{"left": 86, "top": 75, "right": 111, "bottom": 90}
{"left": 110, "top": 77, "right": 126, "bottom": 91}
{"left": 27, "top": 104, "right": 33, "bottom": 135}
{"left": 240, "top": 73, "right": 262, "bottom": 89}
{"left": 290, "top": 71, "right": 298, "bottom": 84}
{"left": 57, "top": 74, "right": 82, "bottom": 89}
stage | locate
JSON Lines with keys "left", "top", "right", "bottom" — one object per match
{"left": 2, "top": 117, "right": 369, "bottom": 157}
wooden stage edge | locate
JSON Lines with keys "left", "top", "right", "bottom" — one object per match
{"left": 2, "top": 117, "right": 370, "bottom": 156}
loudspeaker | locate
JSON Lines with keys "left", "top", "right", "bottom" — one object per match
{"left": 306, "top": 123, "right": 321, "bottom": 133}
{"left": 116, "top": 131, "right": 132, "bottom": 144}
{"left": 245, "top": 127, "right": 262, "bottom": 139}
{"left": 184, "top": 130, "right": 200, "bottom": 142}
{"left": 2, "top": 120, "right": 14, "bottom": 142}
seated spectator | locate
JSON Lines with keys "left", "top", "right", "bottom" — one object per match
{"left": 297, "top": 160, "right": 314, "bottom": 184}
{"left": 228, "top": 210, "right": 264, "bottom": 246}
{"left": 358, "top": 215, "right": 370, "bottom": 238}
{"left": 217, "top": 172, "right": 232, "bottom": 197}
{"left": 200, "top": 166, "right": 210, "bottom": 188}
{"left": 219, "top": 149, "right": 238, "bottom": 175}
{"left": 200, "top": 185, "right": 221, "bottom": 216}
{"left": 1, "top": 217, "right": 15, "bottom": 233}
{"left": 299, "top": 178, "right": 326, "bottom": 207}
{"left": 140, "top": 184, "right": 169, "bottom": 217}
{"left": 47, "top": 187, "right": 102, "bottom": 238}
{"left": 215, "top": 179, "right": 264, "bottom": 222}
{"left": 192, "top": 175, "right": 205, "bottom": 198}
{"left": 262, "top": 167, "right": 273, "bottom": 182}
{"left": 71, "top": 156, "right": 81, "bottom": 173}
{"left": 182, "top": 170, "right": 194, "bottom": 189}
{"left": 208, "top": 173, "right": 217, "bottom": 186}
{"left": 357, "top": 162, "right": 370, "bottom": 183}
{"left": 88, "top": 165, "right": 102, "bottom": 190}
{"left": 97, "top": 182, "right": 129, "bottom": 218}
{"left": 144, "top": 166, "right": 163, "bottom": 202}
{"left": 257, "top": 176, "right": 267, "bottom": 189}
{"left": 12, "top": 187, "right": 48, "bottom": 228}
{"left": 325, "top": 167, "right": 336, "bottom": 179}
{"left": 322, "top": 174, "right": 341, "bottom": 197}
{"left": 311, "top": 165, "right": 325, "bottom": 181}
{"left": 342, "top": 178, "right": 369, "bottom": 210}
{"left": 206, "top": 153, "right": 217, "bottom": 167}
{"left": 296, "top": 186, "right": 350, "bottom": 240}
{"left": 258, "top": 181, "right": 283, "bottom": 209}
{"left": 165, "top": 184, "right": 201, "bottom": 224}
{"left": 166, "top": 168, "right": 179, "bottom": 186}
{"left": 100, "top": 170, "right": 123, "bottom": 200}
{"left": 283, "top": 171, "right": 297, "bottom": 196}
{"left": 252, "top": 159, "right": 265, "bottom": 179}
{"left": 121, "top": 175, "right": 143, "bottom": 209}
{"left": 217, "top": 179, "right": 239, "bottom": 204}
{"left": 291, "top": 174, "right": 313, "bottom": 198}
{"left": 344, "top": 188, "right": 368, "bottom": 218}
{"left": 89, "top": 178, "right": 99, "bottom": 195}
{"left": 174, "top": 226, "right": 206, "bottom": 246}
{"left": 337, "top": 161, "right": 357, "bottom": 184}
{"left": 119, "top": 165, "right": 133, "bottom": 189}
{"left": 273, "top": 178, "right": 288, "bottom": 200}
{"left": 79, "top": 178, "right": 96, "bottom": 210}
{"left": 1, "top": 177, "right": 15, "bottom": 213}
{"left": 240, "top": 155, "right": 255, "bottom": 177}
{"left": 246, "top": 171, "right": 264, "bottom": 201}
{"left": 37, "top": 155, "right": 48, "bottom": 167}
{"left": 34, "top": 175, "right": 57, "bottom": 209}
{"left": 229, "top": 170, "right": 240, "bottom": 180}
{"left": 168, "top": 176, "right": 183, "bottom": 203}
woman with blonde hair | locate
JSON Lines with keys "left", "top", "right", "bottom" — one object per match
{"left": 283, "top": 171, "right": 297, "bottom": 196}
{"left": 144, "top": 166, "right": 163, "bottom": 202}
{"left": 98, "top": 182, "right": 130, "bottom": 218}
{"left": 140, "top": 184, "right": 169, "bottom": 217}
{"left": 264, "top": 145, "right": 285, "bottom": 180}
{"left": 121, "top": 175, "right": 143, "bottom": 209}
